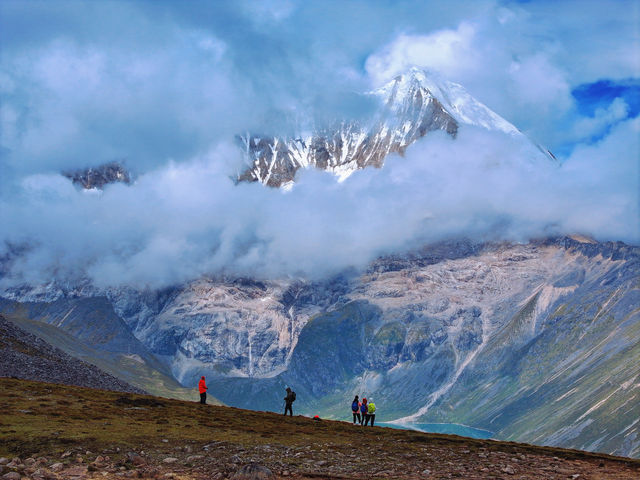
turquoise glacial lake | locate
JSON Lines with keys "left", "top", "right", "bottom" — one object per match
{"left": 378, "top": 422, "right": 493, "bottom": 439}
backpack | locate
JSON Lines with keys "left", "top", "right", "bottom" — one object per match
{"left": 290, "top": 391, "right": 296, "bottom": 402}
{"left": 352, "top": 401, "right": 359, "bottom": 412}
{"left": 360, "top": 403, "right": 367, "bottom": 414}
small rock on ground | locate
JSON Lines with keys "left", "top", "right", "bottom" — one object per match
{"left": 231, "top": 463, "right": 275, "bottom": 480}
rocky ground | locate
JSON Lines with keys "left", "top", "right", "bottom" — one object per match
{"left": 0, "top": 316, "right": 144, "bottom": 395}
{"left": 1, "top": 379, "right": 638, "bottom": 480}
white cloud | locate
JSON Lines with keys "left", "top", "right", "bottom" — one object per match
{"left": 0, "top": 0, "right": 638, "bottom": 290}
{"left": 569, "top": 98, "right": 629, "bottom": 142}
{"left": 506, "top": 54, "right": 572, "bottom": 115}
{"left": 560, "top": 117, "right": 640, "bottom": 241}
{"left": 365, "top": 22, "right": 478, "bottom": 86}
{"left": 0, "top": 36, "right": 244, "bottom": 176}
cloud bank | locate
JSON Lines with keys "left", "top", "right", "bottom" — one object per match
{"left": 0, "top": 0, "right": 638, "bottom": 289}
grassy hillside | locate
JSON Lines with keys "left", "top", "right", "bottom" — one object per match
{"left": 0, "top": 378, "right": 638, "bottom": 479}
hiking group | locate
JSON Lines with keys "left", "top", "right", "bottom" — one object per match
{"left": 196, "top": 380, "right": 376, "bottom": 427}
{"left": 351, "top": 395, "right": 376, "bottom": 426}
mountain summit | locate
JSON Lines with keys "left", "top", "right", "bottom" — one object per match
{"left": 238, "top": 67, "right": 554, "bottom": 187}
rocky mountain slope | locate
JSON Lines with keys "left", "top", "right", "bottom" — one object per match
{"left": 0, "top": 67, "right": 635, "bottom": 458}
{"left": 2, "top": 378, "right": 639, "bottom": 480}
{"left": 0, "top": 315, "right": 143, "bottom": 394}
{"left": 418, "top": 238, "right": 640, "bottom": 458}
{"left": 238, "top": 67, "right": 554, "bottom": 187}
{"left": 0, "top": 299, "right": 199, "bottom": 401}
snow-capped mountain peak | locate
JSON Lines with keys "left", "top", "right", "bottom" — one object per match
{"left": 375, "top": 67, "right": 519, "bottom": 135}
{"left": 238, "top": 67, "right": 550, "bottom": 187}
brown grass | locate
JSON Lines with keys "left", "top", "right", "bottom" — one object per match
{"left": 1, "top": 378, "right": 638, "bottom": 479}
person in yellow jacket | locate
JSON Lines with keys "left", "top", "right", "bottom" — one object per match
{"left": 365, "top": 399, "right": 376, "bottom": 426}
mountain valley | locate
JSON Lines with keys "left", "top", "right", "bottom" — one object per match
{"left": 2, "top": 236, "right": 638, "bottom": 458}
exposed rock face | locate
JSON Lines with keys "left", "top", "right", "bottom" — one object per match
{"left": 237, "top": 68, "right": 551, "bottom": 187}
{"left": 0, "top": 315, "right": 144, "bottom": 393}
{"left": 423, "top": 237, "right": 640, "bottom": 458}
{"left": 62, "top": 161, "right": 131, "bottom": 189}
{"left": 0, "top": 295, "right": 193, "bottom": 399}
{"left": 106, "top": 276, "right": 352, "bottom": 382}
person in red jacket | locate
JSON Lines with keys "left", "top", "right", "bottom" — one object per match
{"left": 198, "top": 376, "right": 208, "bottom": 404}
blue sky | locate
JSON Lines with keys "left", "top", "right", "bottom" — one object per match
{"left": 574, "top": 80, "right": 640, "bottom": 118}
{"left": 570, "top": 79, "right": 639, "bottom": 147}
{"left": 0, "top": 0, "right": 638, "bottom": 287}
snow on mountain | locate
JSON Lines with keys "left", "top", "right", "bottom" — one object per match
{"left": 238, "top": 67, "right": 554, "bottom": 187}
{"left": 376, "top": 67, "right": 519, "bottom": 135}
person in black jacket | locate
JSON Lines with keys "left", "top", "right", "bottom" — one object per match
{"left": 283, "top": 387, "right": 296, "bottom": 416}
{"left": 351, "top": 395, "right": 361, "bottom": 424}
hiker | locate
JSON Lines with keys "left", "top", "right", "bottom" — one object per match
{"left": 351, "top": 395, "right": 361, "bottom": 424}
{"left": 367, "top": 398, "right": 376, "bottom": 426}
{"left": 360, "top": 397, "right": 368, "bottom": 425}
{"left": 198, "top": 376, "right": 208, "bottom": 404}
{"left": 283, "top": 386, "right": 296, "bottom": 416}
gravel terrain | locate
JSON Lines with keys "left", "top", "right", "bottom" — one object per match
{"left": 0, "top": 315, "right": 144, "bottom": 394}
